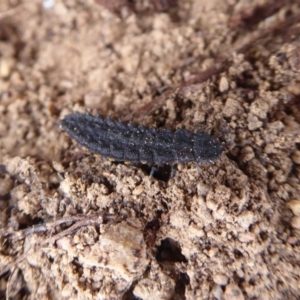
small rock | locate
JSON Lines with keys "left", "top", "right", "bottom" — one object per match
{"left": 0, "top": 174, "right": 14, "bottom": 196}
{"left": 214, "top": 274, "right": 228, "bottom": 285}
{"left": 212, "top": 284, "right": 224, "bottom": 300}
{"left": 287, "top": 46, "right": 300, "bottom": 71}
{"left": 206, "top": 196, "right": 218, "bottom": 211}
{"left": 287, "top": 236, "right": 298, "bottom": 245}
{"left": 287, "top": 200, "right": 300, "bottom": 216}
{"left": 223, "top": 98, "right": 241, "bottom": 118}
{"left": 291, "top": 216, "right": 300, "bottom": 229}
{"left": 219, "top": 76, "right": 229, "bottom": 92}
{"left": 264, "top": 143, "right": 275, "bottom": 154}
{"left": 208, "top": 247, "right": 218, "bottom": 258}
{"left": 250, "top": 99, "right": 269, "bottom": 119}
{"left": 59, "top": 80, "right": 73, "bottom": 89}
{"left": 240, "top": 146, "right": 254, "bottom": 163}
{"left": 99, "top": 184, "right": 110, "bottom": 195}
{"left": 247, "top": 114, "right": 263, "bottom": 131}
{"left": 132, "top": 185, "right": 144, "bottom": 196}
{"left": 0, "top": 58, "right": 14, "bottom": 78}
{"left": 49, "top": 173, "right": 61, "bottom": 185}
{"left": 84, "top": 91, "right": 109, "bottom": 111}
{"left": 224, "top": 283, "right": 244, "bottom": 300}
{"left": 80, "top": 222, "right": 148, "bottom": 280}
{"left": 52, "top": 161, "right": 65, "bottom": 172}
{"left": 61, "top": 283, "right": 73, "bottom": 297}
{"left": 238, "top": 232, "right": 255, "bottom": 243}
{"left": 134, "top": 277, "right": 175, "bottom": 300}
{"left": 236, "top": 211, "right": 254, "bottom": 229}
{"left": 292, "top": 151, "right": 300, "bottom": 164}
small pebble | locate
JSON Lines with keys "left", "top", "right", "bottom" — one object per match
{"left": 43, "top": 0, "right": 55, "bottom": 10}
{"left": 212, "top": 284, "right": 224, "bottom": 300}
{"left": 287, "top": 236, "right": 298, "bottom": 245}
{"left": 84, "top": 91, "right": 108, "bottom": 111}
{"left": 291, "top": 216, "right": 300, "bottom": 230}
{"left": 0, "top": 58, "right": 14, "bottom": 78}
{"left": 61, "top": 283, "right": 72, "bottom": 298}
{"left": 236, "top": 211, "right": 254, "bottom": 229}
{"left": 238, "top": 232, "right": 255, "bottom": 243}
{"left": 288, "top": 46, "right": 300, "bottom": 71}
{"left": 223, "top": 98, "right": 240, "bottom": 118}
{"left": 214, "top": 274, "right": 228, "bottom": 285}
{"left": 0, "top": 175, "right": 14, "bottom": 196}
{"left": 99, "top": 184, "right": 110, "bottom": 195}
{"left": 240, "top": 146, "right": 255, "bottom": 163}
{"left": 219, "top": 76, "right": 229, "bottom": 92}
{"left": 287, "top": 200, "right": 300, "bottom": 216}
{"left": 132, "top": 186, "right": 144, "bottom": 196}
{"left": 247, "top": 114, "right": 263, "bottom": 131}
{"left": 52, "top": 161, "right": 65, "bottom": 172}
{"left": 292, "top": 151, "right": 300, "bottom": 164}
{"left": 224, "top": 283, "right": 244, "bottom": 300}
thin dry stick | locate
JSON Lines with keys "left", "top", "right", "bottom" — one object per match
{"left": 39, "top": 214, "right": 103, "bottom": 245}
{"left": 0, "top": 214, "right": 105, "bottom": 277}
{"left": 21, "top": 215, "right": 89, "bottom": 236}
{"left": 129, "top": 11, "right": 300, "bottom": 120}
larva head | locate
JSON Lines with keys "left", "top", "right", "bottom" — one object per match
{"left": 194, "top": 132, "right": 222, "bottom": 162}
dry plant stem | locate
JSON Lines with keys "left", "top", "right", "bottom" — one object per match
{"left": 39, "top": 214, "right": 103, "bottom": 245}
{"left": 129, "top": 12, "right": 300, "bottom": 120}
{"left": 6, "top": 268, "right": 19, "bottom": 300}
{"left": 20, "top": 215, "right": 89, "bottom": 237}
{"left": 232, "top": 13, "right": 300, "bottom": 54}
{"left": 0, "top": 214, "right": 105, "bottom": 277}
{"left": 123, "top": 89, "right": 176, "bottom": 122}
{"left": 229, "top": 0, "right": 285, "bottom": 28}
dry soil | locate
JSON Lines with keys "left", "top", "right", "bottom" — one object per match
{"left": 0, "top": 0, "right": 300, "bottom": 299}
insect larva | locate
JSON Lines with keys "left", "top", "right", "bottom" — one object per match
{"left": 61, "top": 113, "right": 222, "bottom": 165}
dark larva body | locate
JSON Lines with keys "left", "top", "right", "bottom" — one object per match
{"left": 61, "top": 113, "right": 222, "bottom": 164}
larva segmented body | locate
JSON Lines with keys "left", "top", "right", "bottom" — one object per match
{"left": 61, "top": 113, "right": 222, "bottom": 164}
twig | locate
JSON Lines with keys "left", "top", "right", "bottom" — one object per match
{"left": 229, "top": 0, "right": 285, "bottom": 29}
{"left": 21, "top": 215, "right": 87, "bottom": 236}
{"left": 128, "top": 11, "right": 300, "bottom": 120}
{"left": 40, "top": 214, "right": 102, "bottom": 245}
{"left": 0, "top": 213, "right": 108, "bottom": 277}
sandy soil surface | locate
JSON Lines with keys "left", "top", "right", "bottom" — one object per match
{"left": 0, "top": 0, "right": 300, "bottom": 299}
